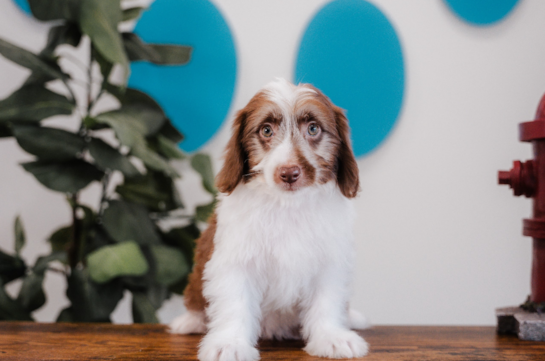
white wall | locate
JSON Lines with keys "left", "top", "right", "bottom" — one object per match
{"left": 1, "top": 0, "right": 544, "bottom": 325}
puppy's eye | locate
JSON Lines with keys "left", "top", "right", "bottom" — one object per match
{"left": 261, "top": 125, "right": 273, "bottom": 138}
{"left": 308, "top": 122, "right": 320, "bottom": 136}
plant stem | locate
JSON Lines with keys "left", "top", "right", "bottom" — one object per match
{"left": 68, "top": 194, "right": 81, "bottom": 269}
{"left": 86, "top": 49, "right": 94, "bottom": 114}
{"left": 98, "top": 171, "right": 112, "bottom": 217}
{"left": 68, "top": 48, "right": 96, "bottom": 268}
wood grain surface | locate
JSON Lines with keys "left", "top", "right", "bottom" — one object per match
{"left": 0, "top": 322, "right": 544, "bottom": 360}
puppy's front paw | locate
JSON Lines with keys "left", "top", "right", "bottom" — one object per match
{"left": 199, "top": 337, "right": 259, "bottom": 361}
{"left": 304, "top": 330, "right": 369, "bottom": 359}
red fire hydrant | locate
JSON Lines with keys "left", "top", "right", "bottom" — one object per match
{"left": 499, "top": 94, "right": 545, "bottom": 304}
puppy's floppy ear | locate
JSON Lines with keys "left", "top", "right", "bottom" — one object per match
{"left": 333, "top": 106, "right": 360, "bottom": 198}
{"left": 216, "top": 109, "right": 248, "bottom": 194}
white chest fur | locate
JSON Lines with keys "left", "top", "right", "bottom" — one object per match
{"left": 204, "top": 181, "right": 356, "bottom": 317}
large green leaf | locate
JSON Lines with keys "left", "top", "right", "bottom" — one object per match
{"left": 104, "top": 85, "right": 166, "bottom": 118}
{"left": 132, "top": 293, "right": 159, "bottom": 323}
{"left": 83, "top": 225, "right": 113, "bottom": 257}
{"left": 150, "top": 45, "right": 192, "bottom": 66}
{"left": 0, "top": 84, "right": 74, "bottom": 122}
{"left": 79, "top": 0, "right": 128, "bottom": 80}
{"left": 0, "top": 38, "right": 67, "bottom": 80}
{"left": 143, "top": 282, "right": 170, "bottom": 310}
{"left": 191, "top": 153, "right": 217, "bottom": 195}
{"left": 47, "top": 226, "right": 71, "bottom": 252}
{"left": 131, "top": 143, "right": 179, "bottom": 178}
{"left": 121, "top": 273, "right": 152, "bottom": 293}
{"left": 0, "top": 280, "right": 31, "bottom": 321}
{"left": 115, "top": 181, "right": 168, "bottom": 211}
{"left": 13, "top": 125, "right": 85, "bottom": 161}
{"left": 64, "top": 270, "right": 93, "bottom": 322}
{"left": 22, "top": 55, "right": 65, "bottom": 86}
{"left": 42, "top": 23, "right": 82, "bottom": 57}
{"left": 151, "top": 134, "right": 186, "bottom": 160}
{"left": 0, "top": 124, "right": 12, "bottom": 137}
{"left": 157, "top": 120, "right": 184, "bottom": 144}
{"left": 28, "top": 0, "right": 80, "bottom": 21}
{"left": 122, "top": 7, "right": 143, "bottom": 22}
{"left": 92, "top": 45, "right": 113, "bottom": 86}
{"left": 16, "top": 273, "right": 45, "bottom": 312}
{"left": 151, "top": 245, "right": 188, "bottom": 287}
{"left": 33, "top": 252, "right": 67, "bottom": 274}
{"left": 56, "top": 307, "right": 75, "bottom": 322}
{"left": 22, "top": 69, "right": 56, "bottom": 87}
{"left": 91, "top": 278, "right": 125, "bottom": 322}
{"left": 102, "top": 200, "right": 161, "bottom": 245}
{"left": 122, "top": 33, "right": 191, "bottom": 65}
{"left": 14, "top": 216, "right": 25, "bottom": 255}
{"left": 104, "top": 85, "right": 184, "bottom": 150}
{"left": 161, "top": 223, "right": 200, "bottom": 261}
{"left": 93, "top": 107, "right": 177, "bottom": 177}
{"left": 122, "top": 33, "right": 160, "bottom": 63}
{"left": 87, "top": 241, "right": 149, "bottom": 284}
{"left": 22, "top": 160, "right": 104, "bottom": 194}
{"left": 116, "top": 171, "right": 182, "bottom": 212}
{"left": 64, "top": 269, "right": 124, "bottom": 322}
{"left": 169, "top": 276, "right": 189, "bottom": 296}
{"left": 94, "top": 106, "right": 165, "bottom": 144}
{"left": 0, "top": 251, "right": 25, "bottom": 284}
{"left": 131, "top": 143, "right": 180, "bottom": 178}
{"left": 88, "top": 137, "right": 139, "bottom": 177}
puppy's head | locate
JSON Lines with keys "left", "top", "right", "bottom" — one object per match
{"left": 216, "top": 78, "right": 359, "bottom": 198}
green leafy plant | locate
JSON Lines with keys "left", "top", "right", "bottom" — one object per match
{"left": 0, "top": 0, "right": 216, "bottom": 322}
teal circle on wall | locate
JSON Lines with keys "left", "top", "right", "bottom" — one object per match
{"left": 444, "top": 0, "right": 519, "bottom": 26}
{"left": 13, "top": 0, "right": 30, "bottom": 14}
{"left": 129, "top": 0, "right": 237, "bottom": 152}
{"left": 295, "top": 0, "right": 404, "bottom": 157}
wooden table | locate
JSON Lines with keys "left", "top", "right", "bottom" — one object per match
{"left": 0, "top": 322, "right": 544, "bottom": 360}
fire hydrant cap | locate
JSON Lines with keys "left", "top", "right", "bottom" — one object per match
{"left": 520, "top": 94, "right": 545, "bottom": 142}
{"left": 520, "top": 120, "right": 545, "bottom": 142}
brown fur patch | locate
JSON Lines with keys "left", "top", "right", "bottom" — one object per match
{"left": 299, "top": 85, "right": 360, "bottom": 197}
{"left": 332, "top": 106, "right": 360, "bottom": 198}
{"left": 183, "top": 213, "right": 217, "bottom": 312}
{"left": 316, "top": 154, "right": 336, "bottom": 184}
{"left": 215, "top": 109, "right": 248, "bottom": 194}
{"left": 294, "top": 145, "right": 316, "bottom": 185}
{"left": 216, "top": 92, "right": 277, "bottom": 192}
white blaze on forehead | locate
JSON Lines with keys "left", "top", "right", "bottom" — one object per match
{"left": 254, "top": 135, "right": 294, "bottom": 187}
{"left": 269, "top": 136, "right": 293, "bottom": 168}
{"left": 262, "top": 78, "right": 316, "bottom": 118}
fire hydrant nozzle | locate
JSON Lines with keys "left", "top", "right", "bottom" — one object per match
{"left": 498, "top": 160, "right": 536, "bottom": 198}
{"left": 498, "top": 171, "right": 512, "bottom": 185}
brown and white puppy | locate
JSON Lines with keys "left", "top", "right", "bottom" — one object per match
{"left": 171, "top": 78, "right": 368, "bottom": 360}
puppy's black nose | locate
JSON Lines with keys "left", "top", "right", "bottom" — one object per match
{"left": 279, "top": 166, "right": 301, "bottom": 184}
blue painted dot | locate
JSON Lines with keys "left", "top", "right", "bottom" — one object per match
{"left": 444, "top": 0, "right": 519, "bottom": 26}
{"left": 129, "top": 0, "right": 237, "bottom": 152}
{"left": 13, "top": 0, "right": 31, "bottom": 14}
{"left": 295, "top": 0, "right": 404, "bottom": 157}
